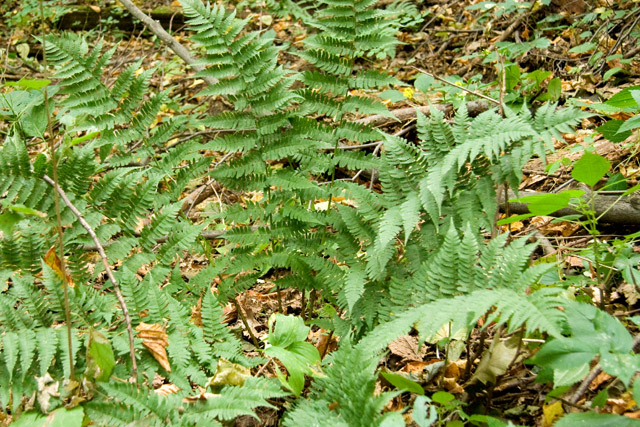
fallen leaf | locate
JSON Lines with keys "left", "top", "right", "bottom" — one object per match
{"left": 43, "top": 246, "right": 75, "bottom": 288}
{"left": 155, "top": 383, "right": 180, "bottom": 396}
{"left": 389, "top": 335, "right": 427, "bottom": 361}
{"left": 208, "top": 358, "right": 251, "bottom": 387}
{"left": 136, "top": 322, "right": 171, "bottom": 372}
{"left": 542, "top": 401, "right": 563, "bottom": 427}
{"left": 471, "top": 336, "right": 520, "bottom": 385}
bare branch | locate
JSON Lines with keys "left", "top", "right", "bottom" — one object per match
{"left": 42, "top": 174, "right": 138, "bottom": 383}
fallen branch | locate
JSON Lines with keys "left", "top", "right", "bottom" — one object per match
{"left": 355, "top": 100, "right": 490, "bottom": 127}
{"left": 499, "top": 190, "right": 640, "bottom": 225}
{"left": 118, "top": 0, "right": 217, "bottom": 86}
{"left": 43, "top": 174, "right": 138, "bottom": 383}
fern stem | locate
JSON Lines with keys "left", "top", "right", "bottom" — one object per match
{"left": 42, "top": 175, "right": 138, "bottom": 384}
{"left": 39, "top": 1, "right": 75, "bottom": 381}
{"left": 233, "top": 297, "right": 260, "bottom": 348}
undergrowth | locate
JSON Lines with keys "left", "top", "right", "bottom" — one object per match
{"left": 0, "top": 0, "right": 639, "bottom": 425}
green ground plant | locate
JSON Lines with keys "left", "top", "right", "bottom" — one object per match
{"left": 1, "top": 0, "right": 639, "bottom": 425}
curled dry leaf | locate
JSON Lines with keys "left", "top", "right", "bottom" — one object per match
{"left": 43, "top": 246, "right": 75, "bottom": 288}
{"left": 154, "top": 383, "right": 180, "bottom": 397}
{"left": 136, "top": 322, "right": 171, "bottom": 372}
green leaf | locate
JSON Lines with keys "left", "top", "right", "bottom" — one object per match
{"left": 379, "top": 89, "right": 405, "bottom": 103}
{"left": 431, "top": 391, "right": 454, "bottom": 405}
{"left": 546, "top": 77, "right": 561, "bottom": 102}
{"left": 604, "top": 172, "right": 627, "bottom": 191}
{"left": 415, "top": 73, "right": 434, "bottom": 93}
{"left": 634, "top": 378, "right": 640, "bottom": 409}
{"left": 556, "top": 412, "right": 639, "bottom": 427}
{"left": 618, "top": 115, "right": 640, "bottom": 133}
{"left": 267, "top": 314, "right": 309, "bottom": 348}
{"left": 513, "top": 190, "right": 584, "bottom": 216}
{"left": 7, "top": 204, "right": 46, "bottom": 217}
{"left": 344, "top": 264, "right": 366, "bottom": 313}
{"left": 86, "top": 329, "right": 115, "bottom": 382}
{"left": 0, "top": 210, "right": 22, "bottom": 235}
{"left": 603, "top": 66, "right": 623, "bottom": 82}
{"left": 12, "top": 407, "right": 84, "bottom": 427}
{"left": 412, "top": 396, "right": 438, "bottom": 427}
{"left": 380, "top": 371, "right": 424, "bottom": 395}
{"left": 605, "top": 86, "right": 640, "bottom": 110}
{"left": 597, "top": 120, "right": 631, "bottom": 142}
{"left": 592, "top": 388, "right": 608, "bottom": 408}
{"left": 568, "top": 42, "right": 596, "bottom": 54}
{"left": 4, "top": 79, "right": 51, "bottom": 90}
{"left": 504, "top": 65, "right": 521, "bottom": 91}
{"left": 571, "top": 151, "right": 610, "bottom": 187}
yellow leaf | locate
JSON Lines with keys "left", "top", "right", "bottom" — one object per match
{"left": 542, "top": 401, "right": 563, "bottom": 427}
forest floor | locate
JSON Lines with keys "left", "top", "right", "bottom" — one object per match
{"left": 1, "top": 0, "right": 640, "bottom": 425}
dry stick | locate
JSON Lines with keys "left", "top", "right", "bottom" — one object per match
{"left": 117, "top": 0, "right": 217, "bottom": 86}
{"left": 42, "top": 175, "right": 138, "bottom": 383}
{"left": 355, "top": 100, "right": 490, "bottom": 127}
{"left": 412, "top": 66, "right": 500, "bottom": 106}
{"left": 569, "top": 333, "right": 640, "bottom": 404}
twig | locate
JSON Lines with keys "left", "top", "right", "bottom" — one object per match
{"left": 354, "top": 101, "right": 490, "bottom": 127}
{"left": 42, "top": 175, "right": 138, "bottom": 383}
{"left": 496, "top": 13, "right": 526, "bottom": 43}
{"left": 412, "top": 67, "right": 500, "bottom": 106}
{"left": 117, "top": 0, "right": 217, "bottom": 86}
{"left": 569, "top": 333, "right": 640, "bottom": 404}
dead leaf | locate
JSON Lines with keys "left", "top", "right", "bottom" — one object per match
{"left": 136, "top": 322, "right": 171, "bottom": 372}
{"left": 589, "top": 371, "right": 613, "bottom": 390}
{"left": 43, "top": 246, "right": 75, "bottom": 288}
{"left": 442, "top": 377, "right": 464, "bottom": 394}
{"left": 155, "top": 383, "right": 180, "bottom": 396}
{"left": 471, "top": 336, "right": 520, "bottom": 385}
{"left": 191, "top": 295, "right": 203, "bottom": 327}
{"left": 35, "top": 373, "right": 59, "bottom": 414}
{"left": 389, "top": 335, "right": 427, "bottom": 362}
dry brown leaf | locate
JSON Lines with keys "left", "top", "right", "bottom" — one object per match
{"left": 136, "top": 322, "right": 171, "bottom": 372}
{"left": 401, "top": 361, "right": 430, "bottom": 376}
{"left": 589, "top": 370, "right": 613, "bottom": 390}
{"left": 155, "top": 383, "right": 180, "bottom": 397}
{"left": 43, "top": 246, "right": 75, "bottom": 288}
{"left": 442, "top": 376, "right": 464, "bottom": 394}
{"left": 389, "top": 335, "right": 427, "bottom": 362}
{"left": 191, "top": 296, "right": 203, "bottom": 327}
{"left": 624, "top": 410, "right": 640, "bottom": 419}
